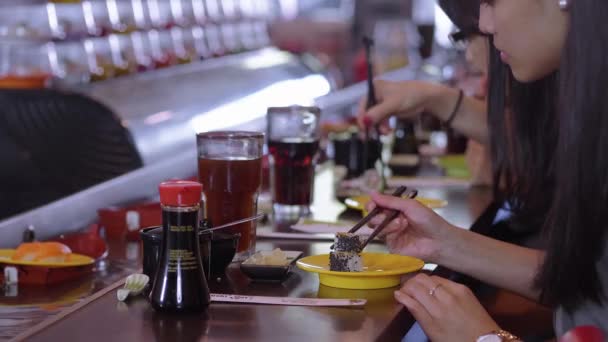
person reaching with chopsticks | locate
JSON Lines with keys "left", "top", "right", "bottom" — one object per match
{"left": 357, "top": 0, "right": 489, "bottom": 148}
{"left": 363, "top": 0, "right": 608, "bottom": 341}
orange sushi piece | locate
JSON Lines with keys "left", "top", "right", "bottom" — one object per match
{"left": 12, "top": 242, "right": 72, "bottom": 263}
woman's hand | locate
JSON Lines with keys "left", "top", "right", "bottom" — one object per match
{"left": 395, "top": 274, "right": 500, "bottom": 342}
{"left": 356, "top": 80, "right": 448, "bottom": 130}
{"left": 366, "top": 193, "right": 457, "bottom": 263}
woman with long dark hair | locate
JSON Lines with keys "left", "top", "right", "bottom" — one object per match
{"left": 359, "top": 0, "right": 607, "bottom": 340}
{"left": 360, "top": 0, "right": 557, "bottom": 232}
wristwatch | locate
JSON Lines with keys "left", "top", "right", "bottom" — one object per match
{"left": 476, "top": 330, "right": 520, "bottom": 342}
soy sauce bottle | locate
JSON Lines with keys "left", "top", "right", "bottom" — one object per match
{"left": 149, "top": 180, "right": 210, "bottom": 312}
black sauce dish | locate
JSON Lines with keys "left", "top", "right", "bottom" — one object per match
{"left": 240, "top": 251, "right": 303, "bottom": 283}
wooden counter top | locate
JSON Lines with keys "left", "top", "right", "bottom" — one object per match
{"left": 17, "top": 244, "right": 410, "bottom": 342}
{"left": 11, "top": 156, "right": 559, "bottom": 342}
{"left": 6, "top": 179, "right": 496, "bottom": 342}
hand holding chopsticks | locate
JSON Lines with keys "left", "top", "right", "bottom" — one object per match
{"left": 358, "top": 189, "right": 418, "bottom": 252}
{"left": 331, "top": 185, "right": 418, "bottom": 251}
{"left": 330, "top": 186, "right": 408, "bottom": 250}
{"left": 347, "top": 186, "right": 408, "bottom": 234}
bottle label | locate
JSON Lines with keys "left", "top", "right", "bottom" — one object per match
{"left": 167, "top": 248, "right": 198, "bottom": 272}
{"left": 166, "top": 224, "right": 198, "bottom": 273}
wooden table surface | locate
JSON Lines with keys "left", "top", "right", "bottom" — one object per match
{"left": 6, "top": 171, "right": 496, "bottom": 342}
{"left": 0, "top": 238, "right": 143, "bottom": 340}
{"left": 4, "top": 160, "right": 556, "bottom": 342}
{"left": 17, "top": 243, "right": 408, "bottom": 342}
{"left": 3, "top": 163, "right": 554, "bottom": 342}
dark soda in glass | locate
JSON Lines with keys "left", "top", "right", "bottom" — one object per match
{"left": 267, "top": 106, "right": 321, "bottom": 217}
{"left": 268, "top": 138, "right": 319, "bottom": 206}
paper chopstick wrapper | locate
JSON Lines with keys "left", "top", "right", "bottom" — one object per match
{"left": 211, "top": 294, "right": 366, "bottom": 307}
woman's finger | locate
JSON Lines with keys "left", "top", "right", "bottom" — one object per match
{"left": 356, "top": 97, "right": 369, "bottom": 128}
{"left": 376, "top": 219, "right": 407, "bottom": 237}
{"left": 394, "top": 290, "right": 434, "bottom": 328}
{"left": 400, "top": 277, "right": 443, "bottom": 318}
{"left": 429, "top": 276, "right": 473, "bottom": 302}
{"left": 367, "top": 209, "right": 390, "bottom": 225}
{"left": 378, "top": 120, "right": 392, "bottom": 135}
{"left": 368, "top": 213, "right": 406, "bottom": 233}
{"left": 366, "top": 100, "right": 397, "bottom": 125}
{"left": 370, "top": 193, "right": 418, "bottom": 213}
{"left": 429, "top": 276, "right": 465, "bottom": 292}
{"left": 410, "top": 274, "right": 452, "bottom": 304}
{"left": 377, "top": 226, "right": 401, "bottom": 239}
{"left": 365, "top": 200, "right": 377, "bottom": 213}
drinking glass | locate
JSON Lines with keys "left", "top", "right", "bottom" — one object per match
{"left": 196, "top": 131, "right": 264, "bottom": 261}
{"left": 267, "top": 106, "right": 321, "bottom": 218}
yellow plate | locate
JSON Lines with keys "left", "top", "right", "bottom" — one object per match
{"left": 0, "top": 249, "right": 95, "bottom": 268}
{"left": 345, "top": 195, "right": 448, "bottom": 215}
{"left": 297, "top": 253, "right": 424, "bottom": 289}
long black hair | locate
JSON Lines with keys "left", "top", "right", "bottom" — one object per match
{"left": 535, "top": 0, "right": 608, "bottom": 311}
{"left": 487, "top": 45, "right": 558, "bottom": 233}
{"left": 443, "top": 0, "right": 607, "bottom": 310}
{"left": 440, "top": 0, "right": 557, "bottom": 233}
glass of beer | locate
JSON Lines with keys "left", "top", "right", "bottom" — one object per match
{"left": 267, "top": 106, "right": 321, "bottom": 218}
{"left": 196, "top": 131, "right": 264, "bottom": 261}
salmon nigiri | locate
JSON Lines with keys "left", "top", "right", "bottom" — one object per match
{"left": 12, "top": 242, "right": 72, "bottom": 263}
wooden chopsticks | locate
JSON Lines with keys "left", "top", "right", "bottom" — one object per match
{"left": 330, "top": 186, "right": 414, "bottom": 250}
{"left": 358, "top": 188, "right": 418, "bottom": 252}
{"left": 348, "top": 186, "right": 407, "bottom": 235}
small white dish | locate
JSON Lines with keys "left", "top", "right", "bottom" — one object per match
{"left": 240, "top": 251, "right": 303, "bottom": 282}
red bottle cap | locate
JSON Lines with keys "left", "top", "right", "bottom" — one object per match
{"left": 158, "top": 180, "right": 202, "bottom": 207}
